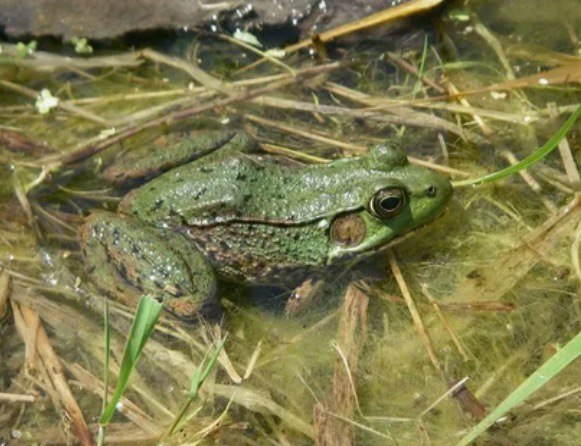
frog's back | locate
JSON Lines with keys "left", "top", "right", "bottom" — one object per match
{"left": 120, "top": 147, "right": 410, "bottom": 228}
{"left": 120, "top": 154, "right": 303, "bottom": 225}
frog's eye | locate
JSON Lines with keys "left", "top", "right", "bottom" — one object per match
{"left": 369, "top": 188, "right": 406, "bottom": 220}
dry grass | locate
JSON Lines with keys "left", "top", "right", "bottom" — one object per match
{"left": 0, "top": 2, "right": 580, "bottom": 445}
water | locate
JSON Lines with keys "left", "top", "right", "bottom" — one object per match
{"left": 0, "top": 0, "right": 580, "bottom": 444}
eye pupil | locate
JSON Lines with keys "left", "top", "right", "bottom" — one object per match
{"left": 380, "top": 197, "right": 401, "bottom": 211}
{"left": 426, "top": 186, "right": 437, "bottom": 197}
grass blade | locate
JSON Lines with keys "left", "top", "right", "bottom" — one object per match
{"left": 190, "top": 336, "right": 227, "bottom": 399}
{"left": 412, "top": 35, "right": 429, "bottom": 97}
{"left": 97, "top": 298, "right": 111, "bottom": 446}
{"left": 165, "top": 336, "right": 227, "bottom": 437}
{"left": 99, "top": 295, "right": 162, "bottom": 426}
{"left": 453, "top": 105, "right": 581, "bottom": 188}
{"left": 102, "top": 298, "right": 111, "bottom": 413}
{"left": 455, "top": 331, "right": 581, "bottom": 446}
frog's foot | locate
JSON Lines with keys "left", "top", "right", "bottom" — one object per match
{"left": 285, "top": 277, "right": 326, "bottom": 317}
{"left": 79, "top": 213, "right": 217, "bottom": 320}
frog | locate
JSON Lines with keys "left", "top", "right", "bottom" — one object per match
{"left": 80, "top": 130, "right": 452, "bottom": 319}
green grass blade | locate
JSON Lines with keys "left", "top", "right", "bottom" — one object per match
{"left": 455, "top": 331, "right": 581, "bottom": 446}
{"left": 190, "top": 336, "right": 227, "bottom": 399}
{"left": 165, "top": 336, "right": 228, "bottom": 437}
{"left": 453, "top": 105, "right": 581, "bottom": 188}
{"left": 98, "top": 298, "right": 111, "bottom": 446}
{"left": 102, "top": 298, "right": 110, "bottom": 413}
{"left": 99, "top": 295, "right": 162, "bottom": 426}
{"left": 412, "top": 35, "right": 429, "bottom": 98}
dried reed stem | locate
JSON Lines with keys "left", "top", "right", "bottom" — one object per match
{"left": 387, "top": 249, "right": 443, "bottom": 375}
{"left": 11, "top": 301, "right": 95, "bottom": 445}
{"left": 0, "top": 391, "right": 36, "bottom": 403}
{"left": 0, "top": 272, "right": 10, "bottom": 319}
{"left": 315, "top": 283, "right": 368, "bottom": 446}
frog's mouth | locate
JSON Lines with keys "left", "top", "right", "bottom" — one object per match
{"left": 327, "top": 207, "right": 450, "bottom": 265}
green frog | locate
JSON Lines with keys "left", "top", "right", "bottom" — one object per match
{"left": 80, "top": 131, "right": 452, "bottom": 319}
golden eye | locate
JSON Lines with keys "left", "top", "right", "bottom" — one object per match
{"left": 369, "top": 188, "right": 406, "bottom": 220}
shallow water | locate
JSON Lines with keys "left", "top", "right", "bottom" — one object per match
{"left": 0, "top": 0, "right": 580, "bottom": 445}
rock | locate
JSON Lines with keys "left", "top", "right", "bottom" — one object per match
{"left": 0, "top": 0, "right": 420, "bottom": 40}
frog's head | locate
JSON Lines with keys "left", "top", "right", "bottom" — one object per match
{"left": 327, "top": 144, "right": 452, "bottom": 264}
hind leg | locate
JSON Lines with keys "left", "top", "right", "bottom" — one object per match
{"left": 79, "top": 212, "right": 217, "bottom": 319}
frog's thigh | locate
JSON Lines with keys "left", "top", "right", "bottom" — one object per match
{"left": 80, "top": 213, "right": 216, "bottom": 319}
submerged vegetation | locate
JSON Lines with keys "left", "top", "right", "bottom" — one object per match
{"left": 0, "top": 0, "right": 580, "bottom": 444}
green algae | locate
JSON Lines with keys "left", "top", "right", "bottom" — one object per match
{"left": 0, "top": 1, "right": 580, "bottom": 444}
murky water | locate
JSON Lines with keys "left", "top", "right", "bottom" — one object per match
{"left": 0, "top": 0, "right": 580, "bottom": 444}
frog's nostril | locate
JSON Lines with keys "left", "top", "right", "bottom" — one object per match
{"left": 425, "top": 186, "right": 437, "bottom": 198}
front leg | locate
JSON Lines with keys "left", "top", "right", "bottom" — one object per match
{"left": 80, "top": 212, "right": 217, "bottom": 319}
{"left": 285, "top": 277, "right": 326, "bottom": 317}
